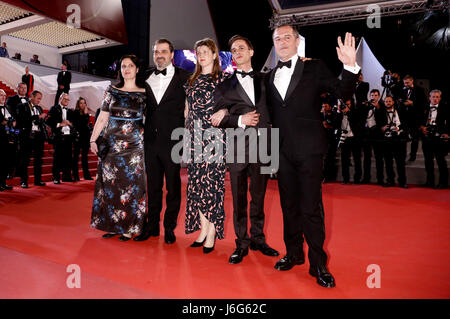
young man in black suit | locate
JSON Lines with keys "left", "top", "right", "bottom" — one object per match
{"left": 210, "top": 35, "right": 279, "bottom": 264}
{"left": 47, "top": 93, "right": 75, "bottom": 184}
{"left": 265, "top": 24, "right": 360, "bottom": 288}
{"left": 54, "top": 64, "right": 72, "bottom": 105}
{"left": 133, "top": 38, "right": 191, "bottom": 244}
{"left": 419, "top": 90, "right": 449, "bottom": 189}
{"left": 355, "top": 73, "right": 369, "bottom": 106}
{"left": 16, "top": 90, "right": 47, "bottom": 188}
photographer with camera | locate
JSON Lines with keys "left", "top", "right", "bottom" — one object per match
{"left": 47, "top": 93, "right": 75, "bottom": 184}
{"left": 361, "top": 89, "right": 385, "bottom": 185}
{"left": 419, "top": 90, "right": 449, "bottom": 189}
{"left": 399, "top": 75, "right": 426, "bottom": 162}
{"left": 379, "top": 96, "right": 407, "bottom": 188}
{"left": 338, "top": 97, "right": 363, "bottom": 184}
{"left": 321, "top": 94, "right": 340, "bottom": 182}
{"left": 16, "top": 90, "right": 47, "bottom": 188}
{"left": 0, "top": 89, "right": 14, "bottom": 190}
{"left": 355, "top": 73, "right": 369, "bottom": 106}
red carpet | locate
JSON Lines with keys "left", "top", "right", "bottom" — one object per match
{"left": 0, "top": 170, "right": 449, "bottom": 299}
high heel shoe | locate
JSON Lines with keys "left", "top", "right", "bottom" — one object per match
{"left": 203, "top": 236, "right": 216, "bottom": 254}
{"left": 102, "top": 233, "right": 117, "bottom": 239}
{"left": 118, "top": 234, "right": 132, "bottom": 241}
{"left": 190, "top": 237, "right": 206, "bottom": 247}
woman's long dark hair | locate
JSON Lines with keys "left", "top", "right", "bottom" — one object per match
{"left": 115, "top": 54, "right": 146, "bottom": 88}
{"left": 75, "top": 97, "right": 87, "bottom": 115}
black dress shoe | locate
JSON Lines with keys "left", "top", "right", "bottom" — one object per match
{"left": 421, "top": 182, "right": 434, "bottom": 188}
{"left": 0, "top": 186, "right": 4, "bottom": 191}
{"left": 1, "top": 184, "right": 13, "bottom": 190}
{"left": 53, "top": 180, "right": 61, "bottom": 184}
{"left": 250, "top": 242, "right": 279, "bottom": 256}
{"left": 73, "top": 177, "right": 80, "bottom": 181}
{"left": 133, "top": 227, "right": 159, "bottom": 241}
{"left": 435, "top": 184, "right": 448, "bottom": 189}
{"left": 229, "top": 248, "right": 249, "bottom": 264}
{"left": 84, "top": 176, "right": 93, "bottom": 180}
{"left": 118, "top": 235, "right": 132, "bottom": 241}
{"left": 361, "top": 178, "right": 370, "bottom": 184}
{"left": 20, "top": 182, "right": 29, "bottom": 188}
{"left": 34, "top": 181, "right": 46, "bottom": 186}
{"left": 309, "top": 265, "right": 336, "bottom": 288}
{"left": 341, "top": 180, "right": 350, "bottom": 185}
{"left": 62, "top": 178, "right": 75, "bottom": 182}
{"left": 190, "top": 237, "right": 206, "bottom": 247}
{"left": 399, "top": 184, "right": 408, "bottom": 189}
{"left": 353, "top": 180, "right": 361, "bottom": 185}
{"left": 164, "top": 230, "right": 176, "bottom": 244}
{"left": 274, "top": 255, "right": 305, "bottom": 271}
{"left": 102, "top": 233, "right": 118, "bottom": 239}
{"left": 383, "top": 182, "right": 395, "bottom": 187}
{"left": 6, "top": 174, "right": 13, "bottom": 179}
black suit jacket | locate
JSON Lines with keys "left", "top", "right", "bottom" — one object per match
{"left": 144, "top": 66, "right": 191, "bottom": 151}
{"left": 22, "top": 74, "right": 34, "bottom": 95}
{"left": 6, "top": 95, "right": 28, "bottom": 118}
{"left": 399, "top": 86, "right": 427, "bottom": 129}
{"left": 16, "top": 102, "right": 44, "bottom": 138}
{"left": 421, "top": 103, "right": 450, "bottom": 136}
{"left": 355, "top": 81, "right": 369, "bottom": 105}
{"left": 46, "top": 104, "right": 75, "bottom": 137}
{"left": 213, "top": 71, "right": 271, "bottom": 170}
{"left": 57, "top": 71, "right": 72, "bottom": 91}
{"left": 266, "top": 58, "right": 359, "bottom": 158}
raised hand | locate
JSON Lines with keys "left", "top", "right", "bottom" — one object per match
{"left": 336, "top": 32, "right": 356, "bottom": 67}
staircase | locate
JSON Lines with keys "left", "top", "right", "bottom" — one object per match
{"left": 9, "top": 142, "right": 98, "bottom": 185}
{"left": 0, "top": 80, "right": 15, "bottom": 96}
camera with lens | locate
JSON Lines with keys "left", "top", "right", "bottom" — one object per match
{"left": 381, "top": 70, "right": 394, "bottom": 88}
{"left": 4, "top": 117, "right": 19, "bottom": 144}
{"left": 384, "top": 123, "right": 399, "bottom": 138}
{"left": 425, "top": 124, "right": 439, "bottom": 139}
{"left": 337, "top": 129, "right": 348, "bottom": 148}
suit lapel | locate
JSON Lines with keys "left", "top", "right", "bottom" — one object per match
{"left": 146, "top": 82, "right": 158, "bottom": 107}
{"left": 253, "top": 73, "right": 261, "bottom": 105}
{"left": 284, "top": 58, "right": 304, "bottom": 101}
{"left": 269, "top": 68, "right": 283, "bottom": 103}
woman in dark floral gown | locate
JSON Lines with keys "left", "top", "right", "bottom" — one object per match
{"left": 89, "top": 54, "right": 147, "bottom": 241}
{"left": 184, "top": 38, "right": 230, "bottom": 253}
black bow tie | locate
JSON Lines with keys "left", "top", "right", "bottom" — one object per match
{"left": 236, "top": 70, "right": 255, "bottom": 78}
{"left": 154, "top": 68, "right": 167, "bottom": 76}
{"left": 387, "top": 110, "right": 394, "bottom": 114}
{"left": 277, "top": 60, "right": 292, "bottom": 69}
{"left": 430, "top": 105, "right": 438, "bottom": 110}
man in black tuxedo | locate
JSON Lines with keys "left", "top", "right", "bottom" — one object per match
{"left": 400, "top": 75, "right": 426, "bottom": 162}
{"left": 419, "top": 90, "right": 449, "bottom": 189}
{"left": 133, "top": 38, "right": 191, "bottom": 244}
{"left": 0, "top": 89, "right": 14, "bottom": 191}
{"left": 355, "top": 73, "right": 369, "bottom": 106}
{"left": 47, "top": 93, "right": 75, "bottom": 184}
{"left": 209, "top": 35, "right": 279, "bottom": 264}
{"left": 54, "top": 64, "right": 72, "bottom": 105}
{"left": 5, "top": 82, "right": 28, "bottom": 178}
{"left": 265, "top": 24, "right": 360, "bottom": 288}
{"left": 16, "top": 90, "right": 47, "bottom": 188}
{"left": 338, "top": 97, "right": 364, "bottom": 184}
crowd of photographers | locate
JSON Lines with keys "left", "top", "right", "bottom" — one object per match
{"left": 321, "top": 72, "right": 449, "bottom": 189}
{"left": 0, "top": 83, "right": 93, "bottom": 191}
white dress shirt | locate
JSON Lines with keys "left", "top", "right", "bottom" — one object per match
{"left": 1, "top": 105, "right": 12, "bottom": 119}
{"left": 30, "top": 103, "right": 40, "bottom": 131}
{"left": 341, "top": 113, "right": 354, "bottom": 137}
{"left": 146, "top": 63, "right": 175, "bottom": 104}
{"left": 237, "top": 69, "right": 255, "bottom": 129}
{"left": 61, "top": 105, "right": 70, "bottom": 135}
{"left": 273, "top": 55, "right": 361, "bottom": 100}
{"left": 386, "top": 109, "right": 401, "bottom": 128}
{"left": 428, "top": 104, "right": 438, "bottom": 125}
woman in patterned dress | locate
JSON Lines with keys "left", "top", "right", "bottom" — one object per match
{"left": 184, "top": 38, "right": 229, "bottom": 253}
{"left": 89, "top": 54, "right": 147, "bottom": 241}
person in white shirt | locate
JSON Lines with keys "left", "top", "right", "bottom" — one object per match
{"left": 419, "top": 90, "right": 449, "bottom": 189}
{"left": 380, "top": 95, "right": 407, "bottom": 188}
{"left": 0, "top": 89, "right": 14, "bottom": 190}
{"left": 133, "top": 39, "right": 191, "bottom": 244}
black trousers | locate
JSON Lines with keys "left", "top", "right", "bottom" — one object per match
{"left": 229, "top": 163, "right": 269, "bottom": 249}
{"left": 0, "top": 137, "right": 9, "bottom": 185}
{"left": 17, "top": 133, "right": 45, "bottom": 183}
{"left": 72, "top": 139, "right": 91, "bottom": 179}
{"left": 422, "top": 138, "right": 448, "bottom": 186}
{"left": 52, "top": 135, "right": 73, "bottom": 181}
{"left": 277, "top": 151, "right": 327, "bottom": 267}
{"left": 7, "top": 140, "right": 17, "bottom": 177}
{"left": 340, "top": 137, "right": 362, "bottom": 183}
{"left": 323, "top": 134, "right": 338, "bottom": 181}
{"left": 383, "top": 139, "right": 407, "bottom": 185}
{"left": 144, "top": 144, "right": 181, "bottom": 233}
{"left": 362, "top": 138, "right": 384, "bottom": 183}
